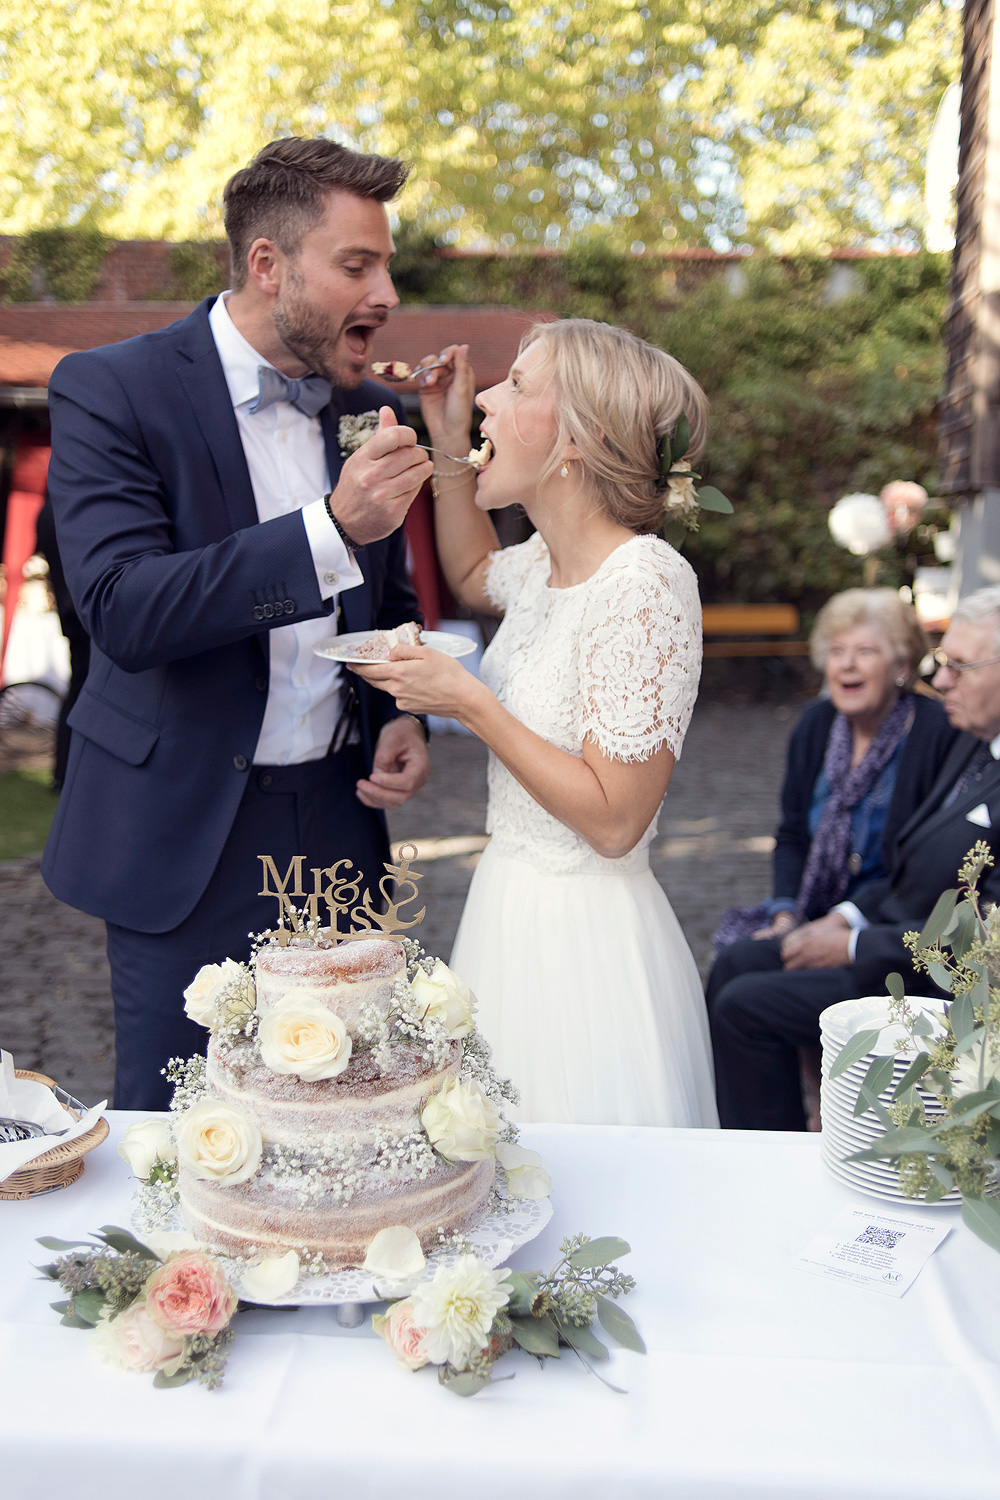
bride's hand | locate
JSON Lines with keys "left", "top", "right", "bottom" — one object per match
{"left": 348, "top": 643, "right": 484, "bottom": 720}
{"left": 417, "top": 343, "right": 475, "bottom": 452}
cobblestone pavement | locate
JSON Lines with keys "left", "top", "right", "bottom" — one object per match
{"left": 0, "top": 701, "right": 797, "bottom": 1104}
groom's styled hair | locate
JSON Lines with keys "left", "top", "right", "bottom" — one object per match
{"left": 223, "top": 137, "right": 409, "bottom": 288}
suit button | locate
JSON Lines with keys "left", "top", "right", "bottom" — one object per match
{"left": 283, "top": 599, "right": 296, "bottom": 615}
{"left": 263, "top": 603, "right": 274, "bottom": 619}
{"left": 233, "top": 754, "right": 248, "bottom": 771}
{"left": 253, "top": 606, "right": 264, "bottom": 622}
{"left": 255, "top": 676, "right": 268, "bottom": 693}
{"left": 260, "top": 773, "right": 273, "bottom": 788}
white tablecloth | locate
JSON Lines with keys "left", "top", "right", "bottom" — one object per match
{"left": 2, "top": 1116, "right": 999, "bottom": 1499}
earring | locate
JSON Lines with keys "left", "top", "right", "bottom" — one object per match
{"left": 895, "top": 675, "right": 907, "bottom": 687}
{"left": 560, "top": 463, "right": 569, "bottom": 478}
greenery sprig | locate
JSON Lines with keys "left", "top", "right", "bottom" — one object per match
{"left": 831, "top": 842, "right": 1000, "bottom": 1249}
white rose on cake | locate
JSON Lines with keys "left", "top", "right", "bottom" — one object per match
{"left": 118, "top": 1118, "right": 177, "bottom": 1180}
{"left": 176, "top": 1099, "right": 263, "bottom": 1185}
{"left": 496, "top": 1140, "right": 551, "bottom": 1200}
{"left": 257, "top": 999, "right": 352, "bottom": 1081}
{"left": 410, "top": 960, "right": 476, "bottom": 1039}
{"left": 183, "top": 958, "right": 247, "bottom": 1029}
{"left": 421, "top": 1076, "right": 501, "bottom": 1162}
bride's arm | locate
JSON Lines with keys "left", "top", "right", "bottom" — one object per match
{"left": 349, "top": 648, "right": 674, "bottom": 859}
{"left": 417, "top": 345, "right": 500, "bottom": 616}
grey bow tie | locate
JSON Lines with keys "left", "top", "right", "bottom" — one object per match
{"left": 249, "top": 365, "right": 332, "bottom": 418}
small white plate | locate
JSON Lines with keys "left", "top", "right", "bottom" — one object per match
{"left": 315, "top": 630, "right": 478, "bottom": 664}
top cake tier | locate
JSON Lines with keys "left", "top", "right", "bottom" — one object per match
{"left": 254, "top": 936, "right": 405, "bottom": 1037}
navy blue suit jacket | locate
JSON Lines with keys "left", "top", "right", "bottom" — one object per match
{"left": 41, "top": 298, "right": 421, "bottom": 933}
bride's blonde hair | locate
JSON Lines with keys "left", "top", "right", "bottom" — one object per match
{"left": 520, "top": 318, "right": 710, "bottom": 533}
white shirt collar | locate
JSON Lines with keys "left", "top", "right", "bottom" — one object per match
{"left": 208, "top": 292, "right": 276, "bottom": 410}
{"left": 990, "top": 732, "right": 1000, "bottom": 760}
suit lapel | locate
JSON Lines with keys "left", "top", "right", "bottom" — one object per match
{"left": 896, "top": 736, "right": 1000, "bottom": 853}
{"left": 174, "top": 300, "right": 258, "bottom": 537}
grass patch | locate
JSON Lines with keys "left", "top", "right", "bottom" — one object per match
{"left": 0, "top": 768, "right": 57, "bottom": 860}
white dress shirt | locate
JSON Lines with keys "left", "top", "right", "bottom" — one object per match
{"left": 836, "top": 730, "right": 1000, "bottom": 958}
{"left": 209, "top": 294, "right": 364, "bottom": 765}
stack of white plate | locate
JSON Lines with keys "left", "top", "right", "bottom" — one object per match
{"left": 818, "top": 995, "right": 956, "bottom": 1205}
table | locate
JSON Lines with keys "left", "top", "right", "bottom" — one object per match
{"left": 2, "top": 1115, "right": 999, "bottom": 1499}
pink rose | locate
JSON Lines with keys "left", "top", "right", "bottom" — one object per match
{"left": 144, "top": 1252, "right": 238, "bottom": 1336}
{"left": 92, "top": 1303, "right": 184, "bottom": 1374}
{"left": 372, "top": 1297, "right": 431, "bottom": 1370}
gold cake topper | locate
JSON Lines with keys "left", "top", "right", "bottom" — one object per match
{"left": 257, "top": 845, "right": 425, "bottom": 944}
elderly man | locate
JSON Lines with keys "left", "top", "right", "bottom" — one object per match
{"left": 708, "top": 584, "right": 1000, "bottom": 1130}
{"left": 42, "top": 138, "right": 434, "bottom": 1108}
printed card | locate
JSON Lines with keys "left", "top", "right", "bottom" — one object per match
{"left": 794, "top": 1205, "right": 951, "bottom": 1297}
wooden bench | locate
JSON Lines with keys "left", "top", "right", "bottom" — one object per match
{"left": 702, "top": 603, "right": 811, "bottom": 658}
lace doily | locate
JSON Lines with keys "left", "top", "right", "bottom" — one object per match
{"left": 482, "top": 532, "right": 702, "bottom": 874}
{"left": 133, "top": 1191, "right": 553, "bottom": 1307}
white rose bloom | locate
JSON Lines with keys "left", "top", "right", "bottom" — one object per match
{"left": 409, "top": 1254, "right": 511, "bottom": 1368}
{"left": 240, "top": 1251, "right": 300, "bottom": 1303}
{"left": 183, "top": 958, "right": 247, "bottom": 1029}
{"left": 496, "top": 1141, "right": 552, "bottom": 1201}
{"left": 952, "top": 1036, "right": 1000, "bottom": 1098}
{"left": 828, "top": 493, "right": 892, "bottom": 556}
{"left": 410, "top": 960, "right": 476, "bottom": 1039}
{"left": 421, "top": 1076, "right": 502, "bottom": 1163}
{"left": 258, "top": 1000, "right": 352, "bottom": 1082}
{"left": 363, "top": 1225, "right": 427, "bottom": 1285}
{"left": 175, "top": 1099, "right": 263, "bottom": 1185}
{"left": 117, "top": 1117, "right": 177, "bottom": 1181}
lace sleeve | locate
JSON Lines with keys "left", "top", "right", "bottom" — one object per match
{"left": 580, "top": 541, "right": 702, "bottom": 762}
{"left": 484, "top": 532, "right": 545, "bottom": 613}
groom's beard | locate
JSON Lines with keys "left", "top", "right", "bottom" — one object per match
{"left": 272, "top": 266, "right": 386, "bottom": 389}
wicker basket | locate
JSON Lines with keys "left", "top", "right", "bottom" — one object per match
{"left": 0, "top": 1070, "right": 109, "bottom": 1200}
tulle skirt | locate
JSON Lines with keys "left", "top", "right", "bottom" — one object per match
{"left": 450, "top": 843, "right": 719, "bottom": 1128}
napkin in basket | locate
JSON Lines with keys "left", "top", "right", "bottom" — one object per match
{"left": 0, "top": 1050, "right": 107, "bottom": 1184}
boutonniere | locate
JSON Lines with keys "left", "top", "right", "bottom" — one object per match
{"left": 657, "top": 413, "right": 733, "bottom": 533}
{"left": 338, "top": 411, "right": 380, "bottom": 457}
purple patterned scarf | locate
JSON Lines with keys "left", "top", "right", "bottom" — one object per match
{"left": 712, "top": 694, "right": 913, "bottom": 948}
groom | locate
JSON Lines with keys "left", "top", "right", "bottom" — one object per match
{"left": 708, "top": 585, "right": 1000, "bottom": 1130}
{"left": 42, "top": 138, "right": 434, "bottom": 1108}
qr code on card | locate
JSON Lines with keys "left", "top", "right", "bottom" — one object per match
{"left": 855, "top": 1224, "right": 904, "bottom": 1250}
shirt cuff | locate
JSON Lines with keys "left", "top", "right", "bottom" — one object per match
{"left": 302, "top": 498, "right": 364, "bottom": 599}
{"left": 832, "top": 900, "right": 869, "bottom": 930}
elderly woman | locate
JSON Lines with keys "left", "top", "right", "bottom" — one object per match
{"left": 713, "top": 588, "right": 958, "bottom": 949}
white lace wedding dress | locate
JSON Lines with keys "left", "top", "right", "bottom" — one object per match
{"left": 450, "top": 531, "right": 719, "bottom": 1127}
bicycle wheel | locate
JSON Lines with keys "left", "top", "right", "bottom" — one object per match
{"left": 0, "top": 681, "right": 63, "bottom": 770}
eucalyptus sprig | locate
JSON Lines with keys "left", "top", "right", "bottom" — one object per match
{"left": 831, "top": 842, "right": 1000, "bottom": 1247}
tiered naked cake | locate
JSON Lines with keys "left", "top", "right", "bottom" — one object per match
{"left": 177, "top": 935, "right": 500, "bottom": 1266}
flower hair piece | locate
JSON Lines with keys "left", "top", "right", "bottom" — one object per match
{"left": 657, "top": 413, "right": 733, "bottom": 533}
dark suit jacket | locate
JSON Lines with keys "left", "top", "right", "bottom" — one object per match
{"left": 41, "top": 297, "right": 420, "bottom": 934}
{"left": 773, "top": 693, "right": 959, "bottom": 915}
{"left": 849, "top": 733, "right": 1000, "bottom": 996}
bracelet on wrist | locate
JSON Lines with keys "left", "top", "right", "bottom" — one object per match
{"left": 323, "top": 492, "right": 363, "bottom": 553}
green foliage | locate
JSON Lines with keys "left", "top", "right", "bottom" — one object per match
{"left": 167, "top": 243, "right": 226, "bottom": 302}
{"left": 0, "top": 769, "right": 57, "bottom": 857}
{"left": 0, "top": 2, "right": 959, "bottom": 250}
{"left": 0, "top": 227, "right": 108, "bottom": 302}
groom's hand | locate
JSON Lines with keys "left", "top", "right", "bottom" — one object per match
{"left": 327, "top": 408, "right": 433, "bottom": 546}
{"left": 780, "top": 912, "right": 851, "bottom": 970}
{"left": 355, "top": 713, "right": 430, "bottom": 810}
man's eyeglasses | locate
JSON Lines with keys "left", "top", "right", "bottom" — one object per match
{"left": 932, "top": 647, "right": 1000, "bottom": 675}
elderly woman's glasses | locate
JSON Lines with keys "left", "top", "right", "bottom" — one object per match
{"left": 932, "top": 647, "right": 1000, "bottom": 674}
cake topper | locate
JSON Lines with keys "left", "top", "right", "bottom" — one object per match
{"left": 257, "top": 845, "right": 425, "bottom": 943}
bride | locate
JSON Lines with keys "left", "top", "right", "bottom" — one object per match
{"left": 351, "top": 318, "right": 719, "bottom": 1128}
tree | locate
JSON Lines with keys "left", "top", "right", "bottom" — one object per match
{"left": 0, "top": 1, "right": 960, "bottom": 249}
